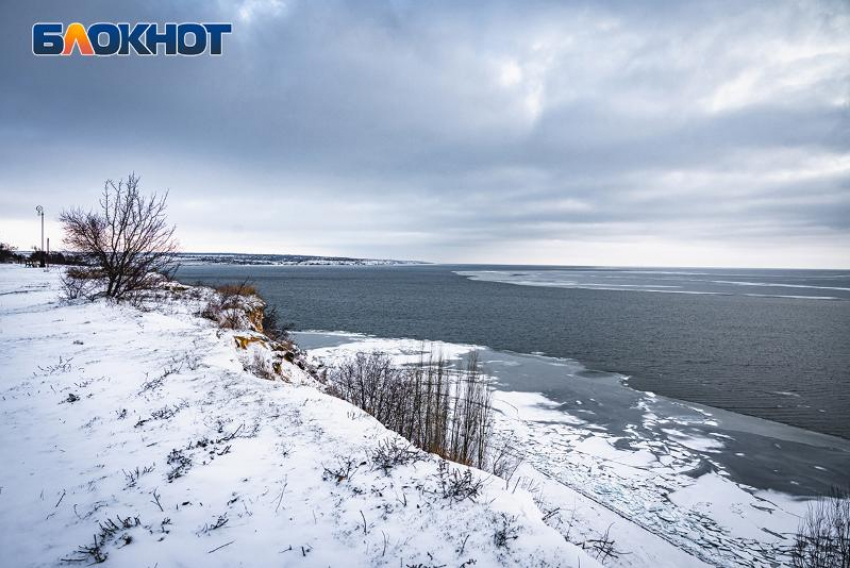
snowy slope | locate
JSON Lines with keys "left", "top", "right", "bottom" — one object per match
{"left": 300, "top": 333, "right": 847, "bottom": 568}
{"left": 0, "top": 265, "right": 599, "bottom": 568}
{"left": 302, "top": 336, "right": 715, "bottom": 568}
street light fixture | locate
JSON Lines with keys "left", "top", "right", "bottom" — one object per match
{"left": 36, "top": 205, "right": 45, "bottom": 267}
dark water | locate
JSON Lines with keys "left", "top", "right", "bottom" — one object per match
{"left": 177, "top": 264, "right": 850, "bottom": 439}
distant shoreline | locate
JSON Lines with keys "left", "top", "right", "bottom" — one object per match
{"left": 174, "top": 252, "right": 430, "bottom": 267}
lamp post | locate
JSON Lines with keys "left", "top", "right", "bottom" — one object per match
{"left": 36, "top": 205, "right": 45, "bottom": 268}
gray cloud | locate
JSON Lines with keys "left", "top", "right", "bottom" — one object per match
{"left": 1, "top": 0, "right": 848, "bottom": 267}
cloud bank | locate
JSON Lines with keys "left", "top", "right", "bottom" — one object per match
{"left": 1, "top": 0, "right": 848, "bottom": 267}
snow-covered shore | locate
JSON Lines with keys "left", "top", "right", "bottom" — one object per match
{"left": 174, "top": 252, "right": 426, "bottom": 267}
{"left": 0, "top": 265, "right": 597, "bottom": 568}
{"left": 297, "top": 333, "right": 850, "bottom": 568}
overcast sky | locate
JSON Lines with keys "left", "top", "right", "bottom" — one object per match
{"left": 1, "top": 1, "right": 848, "bottom": 267}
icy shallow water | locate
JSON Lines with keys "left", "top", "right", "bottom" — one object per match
{"left": 455, "top": 267, "right": 850, "bottom": 300}
{"left": 295, "top": 331, "right": 850, "bottom": 568}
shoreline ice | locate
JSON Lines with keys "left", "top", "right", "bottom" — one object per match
{"left": 298, "top": 331, "right": 850, "bottom": 568}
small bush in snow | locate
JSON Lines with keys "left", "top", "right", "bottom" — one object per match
{"left": 65, "top": 534, "right": 108, "bottom": 564}
{"left": 493, "top": 513, "right": 521, "bottom": 548}
{"left": 322, "top": 457, "right": 358, "bottom": 484}
{"left": 65, "top": 515, "right": 141, "bottom": 564}
{"left": 135, "top": 402, "right": 188, "bottom": 428}
{"left": 584, "top": 523, "right": 620, "bottom": 564}
{"left": 489, "top": 439, "right": 523, "bottom": 484}
{"left": 123, "top": 464, "right": 155, "bottom": 488}
{"left": 166, "top": 448, "right": 192, "bottom": 482}
{"left": 38, "top": 356, "right": 74, "bottom": 375}
{"left": 437, "top": 461, "right": 484, "bottom": 502}
{"left": 262, "top": 304, "right": 294, "bottom": 341}
{"left": 198, "top": 514, "right": 229, "bottom": 535}
{"left": 247, "top": 350, "right": 275, "bottom": 380}
{"left": 369, "top": 437, "right": 421, "bottom": 475}
{"left": 98, "top": 515, "right": 141, "bottom": 540}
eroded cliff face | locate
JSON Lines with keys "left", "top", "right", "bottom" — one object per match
{"left": 201, "top": 288, "right": 266, "bottom": 333}
{"left": 231, "top": 330, "right": 315, "bottom": 383}
{"left": 149, "top": 280, "right": 318, "bottom": 385}
{"left": 201, "top": 289, "right": 318, "bottom": 385}
{"left": 247, "top": 305, "right": 264, "bottom": 334}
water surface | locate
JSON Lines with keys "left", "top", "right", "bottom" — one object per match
{"left": 177, "top": 264, "right": 850, "bottom": 439}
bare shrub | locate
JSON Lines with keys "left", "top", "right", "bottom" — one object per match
{"left": 98, "top": 515, "right": 141, "bottom": 540}
{"left": 322, "top": 458, "right": 357, "bottom": 483}
{"left": 65, "top": 534, "right": 108, "bottom": 564}
{"left": 447, "top": 353, "right": 492, "bottom": 467}
{"left": 64, "top": 515, "right": 141, "bottom": 564}
{"left": 493, "top": 513, "right": 521, "bottom": 547}
{"left": 60, "top": 173, "right": 178, "bottom": 301}
{"left": 437, "top": 461, "right": 484, "bottom": 502}
{"left": 201, "top": 280, "right": 263, "bottom": 331}
{"left": 166, "top": 448, "right": 192, "bottom": 482}
{"left": 60, "top": 266, "right": 104, "bottom": 301}
{"left": 135, "top": 402, "right": 188, "bottom": 428}
{"left": 328, "top": 351, "right": 494, "bottom": 470}
{"left": 369, "top": 438, "right": 421, "bottom": 475}
{"left": 585, "top": 523, "right": 621, "bottom": 563}
{"left": 247, "top": 350, "right": 275, "bottom": 380}
{"left": 198, "top": 514, "right": 229, "bottom": 535}
{"left": 123, "top": 464, "right": 155, "bottom": 488}
{"left": 792, "top": 487, "right": 850, "bottom": 568}
{"left": 262, "top": 304, "right": 294, "bottom": 341}
{"left": 329, "top": 351, "right": 397, "bottom": 420}
{"left": 490, "top": 439, "right": 523, "bottom": 483}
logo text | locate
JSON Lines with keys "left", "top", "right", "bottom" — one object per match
{"left": 32, "top": 22, "right": 233, "bottom": 56}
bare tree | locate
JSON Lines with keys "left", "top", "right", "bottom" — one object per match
{"left": 0, "top": 242, "right": 21, "bottom": 263}
{"left": 60, "top": 174, "right": 178, "bottom": 300}
{"left": 792, "top": 487, "right": 850, "bottom": 568}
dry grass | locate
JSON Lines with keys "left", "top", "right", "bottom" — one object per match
{"left": 215, "top": 282, "right": 258, "bottom": 297}
{"left": 201, "top": 280, "right": 263, "bottom": 331}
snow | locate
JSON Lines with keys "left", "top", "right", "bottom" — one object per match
{"left": 573, "top": 437, "right": 657, "bottom": 468}
{"left": 303, "top": 333, "right": 481, "bottom": 366}
{"left": 0, "top": 265, "right": 598, "bottom": 568}
{"left": 660, "top": 429, "right": 726, "bottom": 453}
{"left": 667, "top": 473, "right": 802, "bottom": 543}
{"left": 493, "top": 391, "right": 586, "bottom": 426}
{"left": 298, "top": 332, "right": 842, "bottom": 568}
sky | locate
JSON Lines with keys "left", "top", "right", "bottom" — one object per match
{"left": 1, "top": 0, "right": 848, "bottom": 268}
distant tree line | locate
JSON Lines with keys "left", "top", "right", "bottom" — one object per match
{"left": 0, "top": 243, "right": 83, "bottom": 266}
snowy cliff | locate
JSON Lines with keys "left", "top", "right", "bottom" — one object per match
{"left": 0, "top": 265, "right": 597, "bottom": 568}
